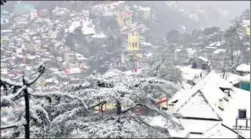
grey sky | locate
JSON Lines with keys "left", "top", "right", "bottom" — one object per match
{"left": 178, "top": 1, "right": 250, "bottom": 17}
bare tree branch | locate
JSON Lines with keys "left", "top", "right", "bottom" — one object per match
{"left": 27, "top": 72, "right": 44, "bottom": 87}
{"left": 0, "top": 119, "right": 26, "bottom": 130}
{"left": 88, "top": 101, "right": 107, "bottom": 110}
{"left": 0, "top": 125, "right": 20, "bottom": 130}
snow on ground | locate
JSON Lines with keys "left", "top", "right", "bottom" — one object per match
{"left": 177, "top": 66, "right": 206, "bottom": 81}
{"left": 123, "top": 68, "right": 142, "bottom": 75}
{"left": 236, "top": 64, "right": 250, "bottom": 73}
{"left": 103, "top": 68, "right": 124, "bottom": 78}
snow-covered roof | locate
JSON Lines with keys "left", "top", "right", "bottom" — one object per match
{"left": 175, "top": 49, "right": 182, "bottom": 52}
{"left": 75, "top": 53, "right": 87, "bottom": 60}
{"left": 209, "top": 41, "right": 223, "bottom": 47}
{"left": 82, "top": 24, "right": 95, "bottom": 35}
{"left": 68, "top": 21, "right": 81, "bottom": 33}
{"left": 206, "top": 46, "right": 216, "bottom": 49}
{"left": 240, "top": 74, "right": 250, "bottom": 82}
{"left": 45, "top": 78, "right": 54, "bottom": 83}
{"left": 222, "top": 87, "right": 250, "bottom": 138}
{"left": 242, "top": 20, "right": 250, "bottom": 26}
{"left": 65, "top": 67, "right": 83, "bottom": 74}
{"left": 145, "top": 53, "right": 152, "bottom": 57}
{"left": 198, "top": 56, "right": 209, "bottom": 62}
{"left": 133, "top": 5, "right": 151, "bottom": 11}
{"left": 203, "top": 123, "right": 239, "bottom": 138}
{"left": 92, "top": 32, "right": 106, "bottom": 38}
{"left": 218, "top": 72, "right": 241, "bottom": 85}
{"left": 169, "top": 72, "right": 250, "bottom": 138}
{"left": 141, "top": 41, "right": 152, "bottom": 46}
{"left": 170, "top": 71, "right": 233, "bottom": 119}
{"left": 186, "top": 48, "right": 196, "bottom": 58}
{"left": 233, "top": 50, "right": 241, "bottom": 56}
{"left": 213, "top": 49, "right": 226, "bottom": 54}
{"left": 236, "top": 64, "right": 250, "bottom": 73}
{"left": 180, "top": 119, "right": 219, "bottom": 134}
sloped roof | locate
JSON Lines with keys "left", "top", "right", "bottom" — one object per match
{"left": 240, "top": 74, "right": 250, "bottom": 82}
{"left": 218, "top": 72, "right": 241, "bottom": 85}
{"left": 203, "top": 123, "right": 241, "bottom": 138}
{"left": 222, "top": 87, "right": 250, "bottom": 138}
{"left": 236, "top": 64, "right": 250, "bottom": 73}
{"left": 170, "top": 71, "right": 233, "bottom": 119}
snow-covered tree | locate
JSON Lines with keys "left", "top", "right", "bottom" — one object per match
{"left": 34, "top": 73, "right": 183, "bottom": 138}
{"left": 222, "top": 21, "right": 248, "bottom": 74}
{"left": 1, "top": 63, "right": 48, "bottom": 139}
{"left": 142, "top": 46, "right": 183, "bottom": 84}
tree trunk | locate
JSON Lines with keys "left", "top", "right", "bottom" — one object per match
{"left": 116, "top": 101, "right": 121, "bottom": 115}
{"left": 24, "top": 88, "right": 30, "bottom": 139}
{"left": 116, "top": 101, "right": 122, "bottom": 139}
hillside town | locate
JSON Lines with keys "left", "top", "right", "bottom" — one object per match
{"left": 1, "top": 1, "right": 250, "bottom": 138}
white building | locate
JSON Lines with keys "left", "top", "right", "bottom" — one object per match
{"left": 167, "top": 71, "right": 250, "bottom": 138}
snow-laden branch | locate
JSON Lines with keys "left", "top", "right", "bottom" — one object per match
{"left": 0, "top": 77, "right": 23, "bottom": 88}
{"left": 1, "top": 85, "right": 27, "bottom": 107}
{"left": 0, "top": 63, "right": 45, "bottom": 89}
{"left": 122, "top": 103, "right": 183, "bottom": 129}
{"left": 50, "top": 107, "right": 84, "bottom": 126}
{"left": 131, "top": 115, "right": 170, "bottom": 136}
{"left": 30, "top": 105, "right": 50, "bottom": 125}
{"left": 0, "top": 118, "right": 26, "bottom": 130}
{"left": 29, "top": 92, "right": 88, "bottom": 109}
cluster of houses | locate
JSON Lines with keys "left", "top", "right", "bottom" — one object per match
{"left": 1, "top": 1, "right": 156, "bottom": 93}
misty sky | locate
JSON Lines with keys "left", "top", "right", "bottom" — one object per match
{"left": 178, "top": 1, "right": 250, "bottom": 17}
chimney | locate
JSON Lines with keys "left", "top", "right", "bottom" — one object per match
{"left": 218, "top": 99, "right": 224, "bottom": 111}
